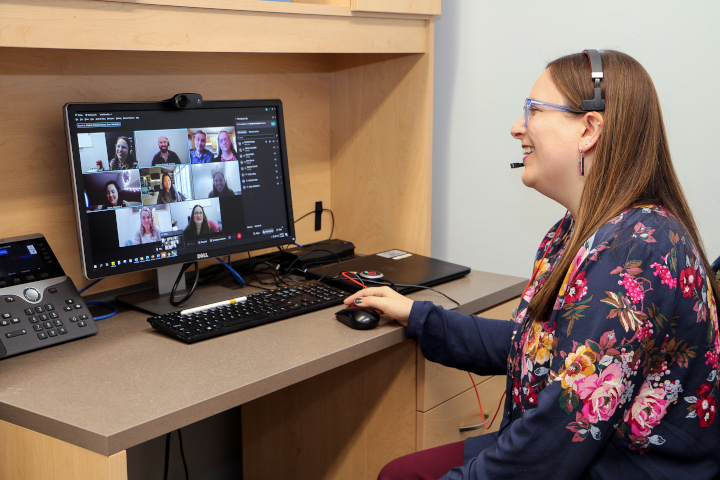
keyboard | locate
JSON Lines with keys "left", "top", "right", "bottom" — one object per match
{"left": 147, "top": 280, "right": 348, "bottom": 343}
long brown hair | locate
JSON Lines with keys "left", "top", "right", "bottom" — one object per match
{"left": 529, "top": 50, "right": 720, "bottom": 321}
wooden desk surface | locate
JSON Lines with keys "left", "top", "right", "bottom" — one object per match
{"left": 0, "top": 271, "right": 524, "bottom": 456}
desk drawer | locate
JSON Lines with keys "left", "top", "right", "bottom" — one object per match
{"left": 416, "top": 375, "right": 505, "bottom": 451}
{"left": 417, "top": 298, "right": 518, "bottom": 412}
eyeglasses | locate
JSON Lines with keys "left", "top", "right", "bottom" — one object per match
{"left": 524, "top": 98, "right": 583, "bottom": 127}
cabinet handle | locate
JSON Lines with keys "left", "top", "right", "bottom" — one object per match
{"left": 459, "top": 415, "right": 489, "bottom": 432}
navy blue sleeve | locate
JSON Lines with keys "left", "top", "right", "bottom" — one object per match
{"left": 407, "top": 301, "right": 515, "bottom": 376}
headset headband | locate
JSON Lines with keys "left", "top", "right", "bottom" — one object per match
{"left": 580, "top": 49, "right": 606, "bottom": 111}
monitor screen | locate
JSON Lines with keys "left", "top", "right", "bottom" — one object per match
{"left": 64, "top": 99, "right": 295, "bottom": 279}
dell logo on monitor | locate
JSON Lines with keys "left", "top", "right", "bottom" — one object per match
{"left": 197, "top": 253, "right": 209, "bottom": 259}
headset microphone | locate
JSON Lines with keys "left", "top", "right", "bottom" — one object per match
{"left": 510, "top": 162, "right": 524, "bottom": 169}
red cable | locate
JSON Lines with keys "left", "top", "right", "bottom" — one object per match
{"left": 341, "top": 271, "right": 366, "bottom": 289}
{"left": 465, "top": 213, "right": 567, "bottom": 432}
{"left": 467, "top": 372, "right": 507, "bottom": 431}
{"left": 468, "top": 372, "right": 490, "bottom": 430}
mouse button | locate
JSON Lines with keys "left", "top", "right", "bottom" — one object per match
{"left": 358, "top": 309, "right": 380, "bottom": 324}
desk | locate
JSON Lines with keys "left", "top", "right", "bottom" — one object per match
{"left": 0, "top": 270, "right": 524, "bottom": 479}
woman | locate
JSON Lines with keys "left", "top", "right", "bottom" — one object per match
{"left": 183, "top": 204, "right": 216, "bottom": 237}
{"left": 156, "top": 172, "right": 181, "bottom": 204}
{"left": 103, "top": 180, "right": 127, "bottom": 208}
{"left": 133, "top": 207, "right": 161, "bottom": 244}
{"left": 214, "top": 130, "right": 239, "bottom": 162}
{"left": 347, "top": 50, "right": 720, "bottom": 479}
{"left": 108, "top": 136, "right": 137, "bottom": 170}
{"left": 208, "top": 171, "right": 235, "bottom": 197}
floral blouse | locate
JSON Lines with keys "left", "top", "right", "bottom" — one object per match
{"left": 407, "top": 206, "right": 720, "bottom": 479}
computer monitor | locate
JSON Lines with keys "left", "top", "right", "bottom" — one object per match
{"left": 64, "top": 98, "right": 295, "bottom": 297}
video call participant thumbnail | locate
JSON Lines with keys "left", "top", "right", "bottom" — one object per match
{"left": 208, "top": 171, "right": 236, "bottom": 197}
{"left": 170, "top": 200, "right": 222, "bottom": 243}
{"left": 157, "top": 172, "right": 183, "bottom": 204}
{"left": 83, "top": 170, "right": 141, "bottom": 211}
{"left": 104, "top": 181, "right": 127, "bottom": 208}
{"left": 183, "top": 204, "right": 219, "bottom": 238}
{"left": 190, "top": 162, "right": 241, "bottom": 200}
{"left": 133, "top": 207, "right": 162, "bottom": 244}
{"left": 189, "top": 130, "right": 214, "bottom": 164}
{"left": 112, "top": 205, "right": 171, "bottom": 248}
{"left": 214, "top": 130, "right": 240, "bottom": 162}
{"left": 141, "top": 166, "right": 193, "bottom": 206}
{"left": 152, "top": 136, "right": 182, "bottom": 166}
{"left": 109, "top": 135, "right": 138, "bottom": 170}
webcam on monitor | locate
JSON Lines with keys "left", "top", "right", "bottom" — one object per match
{"left": 170, "top": 93, "right": 203, "bottom": 110}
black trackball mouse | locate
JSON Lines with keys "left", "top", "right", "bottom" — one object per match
{"left": 335, "top": 306, "right": 380, "bottom": 330}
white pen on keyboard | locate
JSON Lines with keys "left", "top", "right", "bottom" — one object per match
{"left": 181, "top": 296, "right": 247, "bottom": 315}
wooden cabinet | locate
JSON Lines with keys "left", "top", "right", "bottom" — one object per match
{"left": 242, "top": 341, "right": 418, "bottom": 480}
{"left": 0, "top": 2, "right": 440, "bottom": 479}
{"left": 0, "top": 0, "right": 438, "bottom": 294}
{"left": 416, "top": 298, "right": 518, "bottom": 450}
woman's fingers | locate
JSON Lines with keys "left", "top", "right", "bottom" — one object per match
{"left": 344, "top": 287, "right": 413, "bottom": 326}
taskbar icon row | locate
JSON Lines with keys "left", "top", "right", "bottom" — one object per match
{"left": 94, "top": 250, "right": 178, "bottom": 269}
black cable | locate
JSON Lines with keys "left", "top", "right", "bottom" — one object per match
{"left": 177, "top": 429, "right": 190, "bottom": 480}
{"left": 248, "top": 262, "right": 282, "bottom": 286}
{"left": 294, "top": 208, "right": 335, "bottom": 240}
{"left": 332, "top": 275, "right": 462, "bottom": 307}
{"left": 163, "top": 432, "right": 171, "bottom": 480}
{"left": 169, "top": 262, "right": 200, "bottom": 306}
{"left": 163, "top": 430, "right": 190, "bottom": 480}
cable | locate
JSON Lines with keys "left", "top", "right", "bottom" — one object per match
{"left": 338, "top": 275, "right": 462, "bottom": 307}
{"left": 163, "top": 430, "right": 190, "bottom": 480}
{"left": 467, "top": 372, "right": 507, "bottom": 431}
{"left": 163, "top": 433, "right": 171, "bottom": 480}
{"left": 177, "top": 429, "right": 190, "bottom": 480}
{"left": 342, "top": 271, "right": 366, "bottom": 289}
{"left": 78, "top": 278, "right": 103, "bottom": 295}
{"left": 294, "top": 208, "right": 335, "bottom": 240}
{"left": 215, "top": 257, "right": 245, "bottom": 286}
{"left": 84, "top": 301, "right": 118, "bottom": 320}
{"left": 170, "top": 262, "right": 200, "bottom": 306}
{"left": 468, "top": 371, "right": 489, "bottom": 430}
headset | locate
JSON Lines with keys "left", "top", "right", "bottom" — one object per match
{"left": 580, "top": 49, "right": 606, "bottom": 111}
{"left": 510, "top": 49, "right": 605, "bottom": 169}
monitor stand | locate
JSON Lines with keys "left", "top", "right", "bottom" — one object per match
{"left": 115, "top": 264, "right": 238, "bottom": 316}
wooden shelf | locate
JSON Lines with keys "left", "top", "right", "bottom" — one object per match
{"left": 0, "top": 0, "right": 433, "bottom": 53}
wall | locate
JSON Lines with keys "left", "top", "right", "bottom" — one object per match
{"left": 432, "top": 0, "right": 720, "bottom": 278}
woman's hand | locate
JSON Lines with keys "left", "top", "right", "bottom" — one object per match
{"left": 343, "top": 287, "right": 414, "bottom": 326}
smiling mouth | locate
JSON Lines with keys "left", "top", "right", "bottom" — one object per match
{"left": 522, "top": 146, "right": 534, "bottom": 156}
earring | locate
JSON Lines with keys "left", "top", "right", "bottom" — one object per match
{"left": 579, "top": 151, "right": 585, "bottom": 176}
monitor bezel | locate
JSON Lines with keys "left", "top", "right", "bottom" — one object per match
{"left": 64, "top": 98, "right": 296, "bottom": 280}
